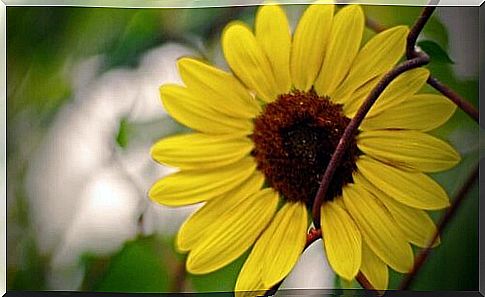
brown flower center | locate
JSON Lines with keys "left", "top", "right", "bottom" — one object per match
{"left": 251, "top": 90, "right": 360, "bottom": 206}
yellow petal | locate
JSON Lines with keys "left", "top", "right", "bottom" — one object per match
{"left": 235, "top": 245, "right": 269, "bottom": 297}
{"left": 340, "top": 75, "right": 381, "bottom": 117}
{"left": 160, "top": 84, "right": 253, "bottom": 135}
{"left": 352, "top": 172, "right": 440, "bottom": 248}
{"left": 149, "top": 157, "right": 256, "bottom": 206}
{"left": 357, "top": 130, "right": 461, "bottom": 173}
{"left": 315, "top": 5, "right": 364, "bottom": 96}
{"left": 341, "top": 68, "right": 429, "bottom": 118}
{"left": 343, "top": 183, "right": 414, "bottom": 273}
{"left": 332, "top": 26, "right": 408, "bottom": 103}
{"left": 177, "top": 171, "right": 265, "bottom": 252}
{"left": 356, "top": 156, "right": 451, "bottom": 210}
{"left": 151, "top": 133, "right": 253, "bottom": 170}
{"left": 261, "top": 202, "right": 308, "bottom": 287}
{"left": 360, "top": 94, "right": 457, "bottom": 131}
{"left": 346, "top": 68, "right": 429, "bottom": 117}
{"left": 381, "top": 195, "right": 439, "bottom": 248}
{"left": 321, "top": 201, "right": 362, "bottom": 281}
{"left": 367, "top": 68, "right": 430, "bottom": 117}
{"left": 360, "top": 242, "right": 389, "bottom": 291}
{"left": 187, "top": 188, "right": 279, "bottom": 274}
{"left": 290, "top": 3, "right": 334, "bottom": 91}
{"left": 177, "top": 58, "right": 261, "bottom": 118}
{"left": 222, "top": 21, "right": 279, "bottom": 102}
{"left": 255, "top": 4, "right": 291, "bottom": 94}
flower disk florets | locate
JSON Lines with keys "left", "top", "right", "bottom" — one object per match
{"left": 251, "top": 90, "right": 360, "bottom": 206}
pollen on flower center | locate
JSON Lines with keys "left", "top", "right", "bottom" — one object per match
{"left": 251, "top": 90, "right": 360, "bottom": 206}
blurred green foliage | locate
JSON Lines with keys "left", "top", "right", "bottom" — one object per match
{"left": 82, "top": 236, "right": 170, "bottom": 292}
{"left": 7, "top": 4, "right": 479, "bottom": 294}
{"left": 189, "top": 253, "right": 248, "bottom": 293}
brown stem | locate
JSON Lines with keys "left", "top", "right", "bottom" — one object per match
{"left": 172, "top": 260, "right": 187, "bottom": 292}
{"left": 406, "top": 6, "right": 437, "bottom": 59}
{"left": 356, "top": 272, "right": 377, "bottom": 293}
{"left": 399, "top": 164, "right": 479, "bottom": 289}
{"left": 311, "top": 53, "right": 430, "bottom": 228}
{"left": 305, "top": 227, "right": 322, "bottom": 248}
{"left": 365, "top": 17, "right": 386, "bottom": 33}
{"left": 427, "top": 77, "right": 479, "bottom": 122}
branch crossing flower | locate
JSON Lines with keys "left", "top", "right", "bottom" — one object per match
{"left": 149, "top": 3, "right": 460, "bottom": 294}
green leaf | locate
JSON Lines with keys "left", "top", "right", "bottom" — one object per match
{"left": 418, "top": 40, "right": 454, "bottom": 65}
{"left": 115, "top": 118, "right": 130, "bottom": 148}
{"left": 88, "top": 236, "right": 170, "bottom": 292}
{"left": 9, "top": 237, "right": 47, "bottom": 290}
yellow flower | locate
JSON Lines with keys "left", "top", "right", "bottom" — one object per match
{"left": 149, "top": 3, "right": 460, "bottom": 294}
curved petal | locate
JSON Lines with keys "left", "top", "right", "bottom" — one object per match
{"left": 235, "top": 245, "right": 268, "bottom": 297}
{"left": 360, "top": 94, "right": 457, "bottom": 131}
{"left": 149, "top": 157, "right": 256, "bottom": 206}
{"left": 161, "top": 84, "right": 253, "bottom": 135}
{"left": 261, "top": 202, "right": 308, "bottom": 287}
{"left": 151, "top": 133, "right": 253, "bottom": 170}
{"left": 368, "top": 68, "right": 430, "bottom": 116}
{"left": 357, "top": 130, "right": 460, "bottom": 173}
{"left": 332, "top": 26, "right": 408, "bottom": 103}
{"left": 343, "top": 183, "right": 414, "bottom": 273}
{"left": 315, "top": 5, "right": 364, "bottom": 96}
{"left": 356, "top": 156, "right": 451, "bottom": 210}
{"left": 290, "top": 3, "right": 334, "bottom": 91}
{"left": 177, "top": 171, "right": 265, "bottom": 252}
{"left": 177, "top": 58, "right": 261, "bottom": 118}
{"left": 186, "top": 188, "right": 279, "bottom": 274}
{"left": 255, "top": 4, "right": 292, "bottom": 94}
{"left": 342, "top": 67, "right": 430, "bottom": 118}
{"left": 380, "top": 193, "right": 439, "bottom": 248}
{"left": 321, "top": 201, "right": 362, "bottom": 281}
{"left": 222, "top": 21, "right": 279, "bottom": 102}
{"left": 352, "top": 172, "right": 440, "bottom": 248}
{"left": 340, "top": 75, "right": 381, "bottom": 117}
{"left": 360, "top": 242, "right": 389, "bottom": 291}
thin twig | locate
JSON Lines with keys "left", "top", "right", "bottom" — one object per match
{"left": 172, "top": 260, "right": 187, "bottom": 292}
{"left": 406, "top": 6, "right": 437, "bottom": 59}
{"left": 427, "top": 77, "right": 479, "bottom": 122}
{"left": 365, "top": 17, "right": 386, "bottom": 33}
{"left": 356, "top": 272, "right": 377, "bottom": 293}
{"left": 305, "top": 227, "right": 322, "bottom": 249}
{"left": 399, "top": 164, "right": 479, "bottom": 289}
{"left": 311, "top": 54, "right": 430, "bottom": 228}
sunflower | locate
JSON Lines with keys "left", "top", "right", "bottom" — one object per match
{"left": 149, "top": 3, "right": 460, "bottom": 294}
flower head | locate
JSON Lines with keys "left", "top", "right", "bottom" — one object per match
{"left": 149, "top": 3, "right": 460, "bottom": 294}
